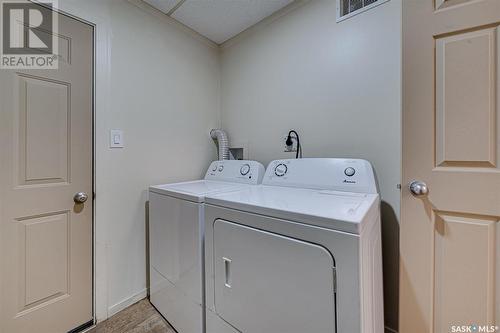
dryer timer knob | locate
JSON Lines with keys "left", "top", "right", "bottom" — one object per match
{"left": 344, "top": 167, "right": 356, "bottom": 177}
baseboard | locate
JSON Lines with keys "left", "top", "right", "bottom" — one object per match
{"left": 80, "top": 325, "right": 97, "bottom": 333}
{"left": 385, "top": 326, "right": 398, "bottom": 333}
{"left": 107, "top": 288, "right": 148, "bottom": 317}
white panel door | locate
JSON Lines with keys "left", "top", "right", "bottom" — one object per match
{"left": 213, "top": 220, "right": 336, "bottom": 333}
{"left": 402, "top": 0, "right": 500, "bottom": 332}
{"left": 0, "top": 5, "right": 94, "bottom": 333}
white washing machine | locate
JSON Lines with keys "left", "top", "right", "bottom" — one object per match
{"left": 149, "top": 160, "right": 265, "bottom": 333}
{"left": 204, "top": 158, "right": 384, "bottom": 333}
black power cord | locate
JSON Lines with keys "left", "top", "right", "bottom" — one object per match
{"left": 286, "top": 130, "right": 302, "bottom": 159}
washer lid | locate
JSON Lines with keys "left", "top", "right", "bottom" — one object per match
{"left": 150, "top": 180, "right": 250, "bottom": 203}
{"left": 205, "top": 185, "right": 379, "bottom": 234}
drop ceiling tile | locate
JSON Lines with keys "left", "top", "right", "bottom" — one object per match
{"left": 171, "top": 0, "right": 294, "bottom": 44}
{"left": 143, "top": 0, "right": 181, "bottom": 14}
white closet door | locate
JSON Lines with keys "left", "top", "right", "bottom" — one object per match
{"left": 213, "top": 219, "right": 337, "bottom": 333}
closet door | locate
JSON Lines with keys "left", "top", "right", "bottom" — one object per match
{"left": 213, "top": 219, "right": 337, "bottom": 333}
{"left": 402, "top": 1, "right": 500, "bottom": 332}
{"left": 0, "top": 5, "right": 93, "bottom": 333}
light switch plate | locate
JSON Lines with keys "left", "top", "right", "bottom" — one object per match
{"left": 110, "top": 130, "right": 124, "bottom": 148}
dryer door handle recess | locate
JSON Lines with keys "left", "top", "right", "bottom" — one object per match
{"left": 223, "top": 257, "right": 232, "bottom": 288}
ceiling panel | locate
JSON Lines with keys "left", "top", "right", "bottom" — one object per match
{"left": 170, "top": 0, "right": 294, "bottom": 44}
{"left": 143, "top": 0, "right": 181, "bottom": 14}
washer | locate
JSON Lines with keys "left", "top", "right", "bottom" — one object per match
{"left": 149, "top": 160, "right": 265, "bottom": 333}
{"left": 204, "top": 158, "right": 384, "bottom": 333}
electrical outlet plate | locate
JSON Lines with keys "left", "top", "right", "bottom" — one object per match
{"left": 284, "top": 136, "right": 298, "bottom": 153}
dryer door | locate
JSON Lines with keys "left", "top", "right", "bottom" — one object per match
{"left": 213, "top": 219, "right": 337, "bottom": 333}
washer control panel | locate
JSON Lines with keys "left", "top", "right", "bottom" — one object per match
{"left": 205, "top": 160, "right": 265, "bottom": 185}
{"left": 264, "top": 159, "right": 378, "bottom": 194}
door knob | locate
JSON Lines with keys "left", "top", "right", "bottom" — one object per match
{"left": 74, "top": 192, "right": 89, "bottom": 204}
{"left": 409, "top": 181, "right": 428, "bottom": 197}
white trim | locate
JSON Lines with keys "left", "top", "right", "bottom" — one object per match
{"left": 107, "top": 288, "right": 148, "bottom": 318}
{"left": 80, "top": 325, "right": 97, "bottom": 333}
{"left": 385, "top": 326, "right": 398, "bottom": 333}
{"left": 336, "top": 0, "right": 390, "bottom": 23}
{"left": 53, "top": 0, "right": 113, "bottom": 323}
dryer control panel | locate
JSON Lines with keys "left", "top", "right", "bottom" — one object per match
{"left": 264, "top": 158, "right": 378, "bottom": 194}
{"left": 205, "top": 160, "right": 265, "bottom": 185}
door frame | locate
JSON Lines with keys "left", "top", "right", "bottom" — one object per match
{"left": 30, "top": 1, "right": 98, "bottom": 330}
{"left": 49, "top": 0, "right": 115, "bottom": 324}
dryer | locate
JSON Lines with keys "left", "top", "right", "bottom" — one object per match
{"left": 204, "top": 158, "right": 384, "bottom": 333}
{"left": 149, "top": 160, "right": 265, "bottom": 333}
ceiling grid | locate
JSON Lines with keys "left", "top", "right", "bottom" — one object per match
{"left": 143, "top": 0, "right": 294, "bottom": 44}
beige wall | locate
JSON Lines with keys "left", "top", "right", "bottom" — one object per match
{"left": 219, "top": 0, "right": 402, "bottom": 330}
{"left": 59, "top": 0, "right": 220, "bottom": 321}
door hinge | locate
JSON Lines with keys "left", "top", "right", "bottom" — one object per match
{"left": 333, "top": 267, "right": 337, "bottom": 293}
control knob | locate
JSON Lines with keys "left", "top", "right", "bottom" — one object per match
{"left": 275, "top": 164, "right": 288, "bottom": 177}
{"left": 344, "top": 167, "right": 356, "bottom": 177}
{"left": 240, "top": 164, "right": 251, "bottom": 176}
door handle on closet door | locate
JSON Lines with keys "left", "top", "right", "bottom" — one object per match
{"left": 223, "top": 257, "right": 232, "bottom": 288}
{"left": 73, "top": 192, "right": 89, "bottom": 203}
{"left": 409, "top": 180, "right": 428, "bottom": 197}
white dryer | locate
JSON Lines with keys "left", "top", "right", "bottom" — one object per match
{"left": 204, "top": 158, "right": 384, "bottom": 333}
{"left": 149, "top": 160, "right": 265, "bottom": 333}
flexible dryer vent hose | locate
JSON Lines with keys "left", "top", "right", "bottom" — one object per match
{"left": 210, "top": 129, "right": 230, "bottom": 161}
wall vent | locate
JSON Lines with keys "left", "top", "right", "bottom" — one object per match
{"left": 337, "top": 0, "right": 389, "bottom": 22}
